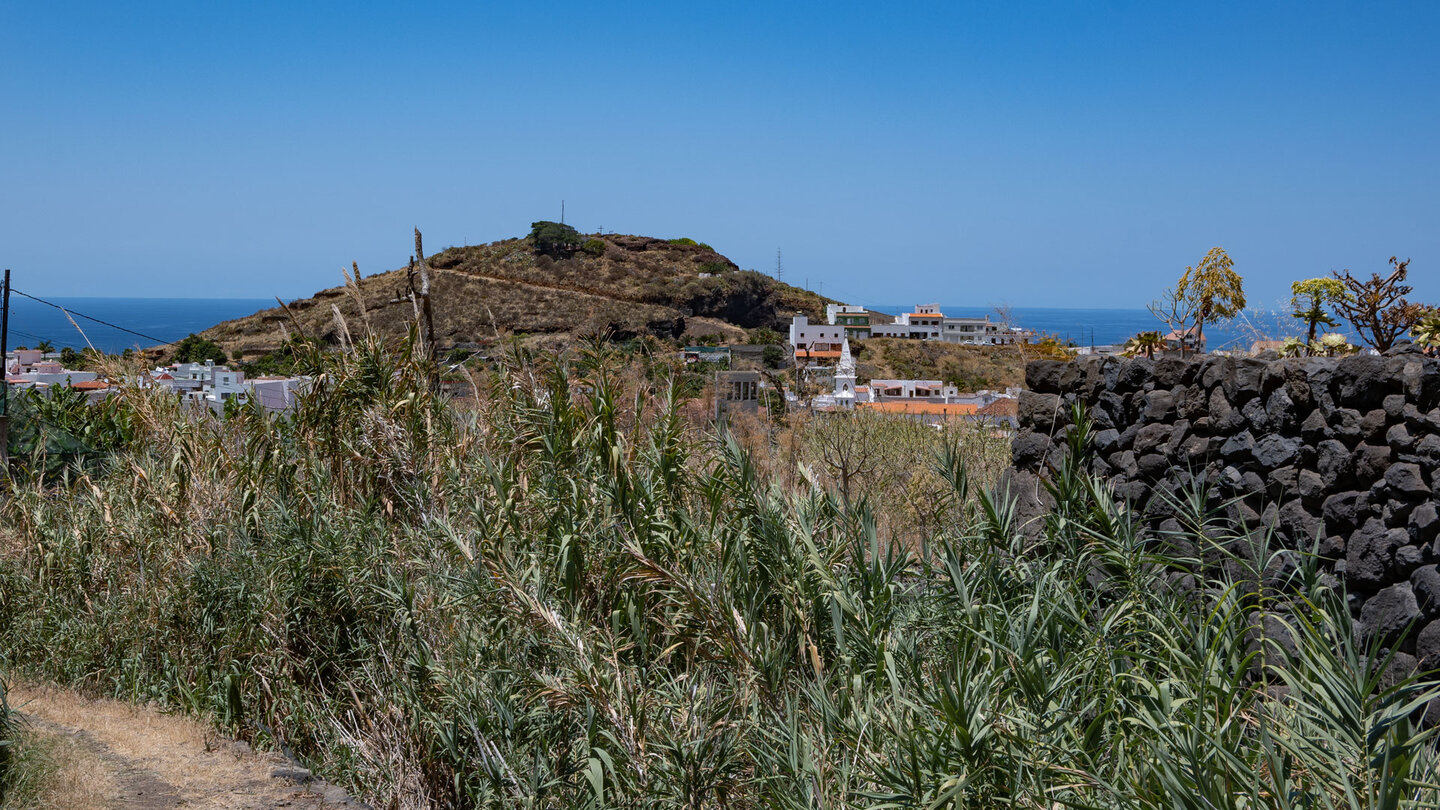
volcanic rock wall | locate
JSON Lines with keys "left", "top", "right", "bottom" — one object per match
{"left": 1011, "top": 348, "right": 1440, "bottom": 670}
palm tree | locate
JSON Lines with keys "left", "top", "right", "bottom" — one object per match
{"left": 36, "top": 339, "right": 55, "bottom": 354}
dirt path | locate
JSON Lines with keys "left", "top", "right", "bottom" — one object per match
{"left": 9, "top": 684, "right": 364, "bottom": 809}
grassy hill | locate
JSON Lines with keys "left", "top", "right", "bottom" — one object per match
{"left": 202, "top": 233, "right": 834, "bottom": 359}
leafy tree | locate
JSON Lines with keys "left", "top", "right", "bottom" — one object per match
{"left": 580, "top": 238, "right": 606, "bottom": 258}
{"left": 59, "top": 347, "right": 81, "bottom": 368}
{"left": 172, "top": 333, "right": 228, "bottom": 364}
{"left": 761, "top": 344, "right": 785, "bottom": 369}
{"left": 1176, "top": 247, "right": 1245, "bottom": 352}
{"left": 529, "top": 221, "right": 582, "bottom": 256}
{"left": 1290, "top": 277, "right": 1347, "bottom": 351}
{"left": 1331, "top": 257, "right": 1425, "bottom": 352}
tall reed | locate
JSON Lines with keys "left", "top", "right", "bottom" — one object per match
{"left": 0, "top": 337, "right": 1436, "bottom": 808}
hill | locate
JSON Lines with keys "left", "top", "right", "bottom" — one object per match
{"left": 201, "top": 232, "right": 834, "bottom": 359}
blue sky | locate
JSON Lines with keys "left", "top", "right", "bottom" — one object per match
{"left": 2, "top": 1, "right": 1437, "bottom": 309}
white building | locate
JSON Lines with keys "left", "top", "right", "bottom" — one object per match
{"left": 869, "top": 305, "right": 944, "bottom": 340}
{"left": 788, "top": 315, "right": 847, "bottom": 366}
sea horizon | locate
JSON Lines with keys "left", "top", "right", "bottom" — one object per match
{"left": 3, "top": 296, "right": 1301, "bottom": 356}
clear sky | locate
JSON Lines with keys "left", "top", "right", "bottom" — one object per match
{"left": 2, "top": 1, "right": 1437, "bottom": 309}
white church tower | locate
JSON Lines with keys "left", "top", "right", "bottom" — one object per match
{"left": 833, "top": 339, "right": 857, "bottom": 409}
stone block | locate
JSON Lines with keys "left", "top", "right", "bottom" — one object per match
{"left": 1322, "top": 490, "right": 1368, "bottom": 533}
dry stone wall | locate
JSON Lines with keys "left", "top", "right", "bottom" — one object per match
{"left": 1011, "top": 347, "right": 1440, "bottom": 670}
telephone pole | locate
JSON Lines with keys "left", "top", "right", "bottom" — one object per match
{"left": 1, "top": 268, "right": 10, "bottom": 468}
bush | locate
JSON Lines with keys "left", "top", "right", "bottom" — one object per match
{"left": 580, "top": 238, "right": 606, "bottom": 258}
{"left": 761, "top": 344, "right": 785, "bottom": 369}
{"left": 529, "top": 221, "right": 582, "bottom": 256}
{"left": 667, "top": 237, "right": 698, "bottom": 246}
{"left": 172, "top": 334, "right": 227, "bottom": 365}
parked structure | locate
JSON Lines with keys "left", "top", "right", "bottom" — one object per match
{"left": 714, "top": 370, "right": 762, "bottom": 420}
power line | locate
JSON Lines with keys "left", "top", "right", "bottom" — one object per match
{"left": 8, "top": 288, "right": 180, "bottom": 348}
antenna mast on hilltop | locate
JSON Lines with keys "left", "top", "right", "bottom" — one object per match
{"left": 561, "top": 200, "right": 565, "bottom": 225}
{"left": 775, "top": 248, "right": 783, "bottom": 282}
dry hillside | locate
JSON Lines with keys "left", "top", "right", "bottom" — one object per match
{"left": 853, "top": 338, "right": 1030, "bottom": 390}
{"left": 202, "top": 233, "right": 834, "bottom": 358}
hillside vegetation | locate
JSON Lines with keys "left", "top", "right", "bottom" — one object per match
{"left": 201, "top": 232, "right": 833, "bottom": 359}
{"left": 2, "top": 337, "right": 1437, "bottom": 809}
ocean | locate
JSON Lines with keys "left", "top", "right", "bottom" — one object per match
{"left": 1, "top": 297, "right": 1295, "bottom": 357}
{"left": 865, "top": 305, "right": 1295, "bottom": 352}
{"left": 2, "top": 297, "right": 274, "bottom": 355}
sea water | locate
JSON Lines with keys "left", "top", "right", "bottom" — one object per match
{"left": 3, "top": 297, "right": 273, "bottom": 355}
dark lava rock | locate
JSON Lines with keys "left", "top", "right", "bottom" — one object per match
{"left": 1210, "top": 387, "right": 1246, "bottom": 433}
{"left": 1138, "top": 453, "right": 1171, "bottom": 478}
{"left": 1331, "top": 408, "right": 1364, "bottom": 443}
{"left": 1353, "top": 443, "right": 1394, "bottom": 482}
{"left": 1359, "top": 583, "right": 1421, "bottom": 645}
{"left": 1419, "top": 620, "right": 1440, "bottom": 672}
{"left": 1336, "top": 355, "right": 1390, "bottom": 408}
{"left": 1385, "top": 463, "right": 1431, "bottom": 497}
{"left": 1253, "top": 434, "right": 1302, "bottom": 469}
{"left": 1242, "top": 396, "right": 1273, "bottom": 434}
{"left": 1026, "top": 360, "right": 1065, "bottom": 393}
{"left": 1360, "top": 409, "right": 1389, "bottom": 442}
{"left": 1220, "top": 431, "right": 1256, "bottom": 461}
{"left": 1278, "top": 500, "right": 1322, "bottom": 545}
{"left": 1093, "top": 428, "right": 1121, "bottom": 453}
{"left": 1134, "top": 423, "right": 1173, "bottom": 455}
{"left": 1019, "top": 391, "right": 1064, "bottom": 433}
{"left": 1012, "top": 431, "right": 1051, "bottom": 469}
{"left": 1413, "top": 565, "right": 1440, "bottom": 619}
{"left": 1347, "top": 518, "right": 1408, "bottom": 589}
{"left": 1384, "top": 393, "right": 1408, "bottom": 419}
{"left": 1117, "top": 359, "right": 1153, "bottom": 392}
{"left": 1297, "top": 469, "right": 1326, "bottom": 502}
{"left": 1411, "top": 503, "right": 1440, "bottom": 543}
{"left": 1316, "top": 439, "right": 1354, "bottom": 489}
{"left": 1144, "top": 389, "right": 1175, "bottom": 421}
{"left": 1300, "top": 408, "right": 1330, "bottom": 441}
{"left": 1386, "top": 423, "right": 1416, "bottom": 452}
{"left": 1323, "top": 490, "right": 1368, "bottom": 533}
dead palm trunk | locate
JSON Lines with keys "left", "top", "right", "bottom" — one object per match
{"left": 413, "top": 229, "right": 439, "bottom": 393}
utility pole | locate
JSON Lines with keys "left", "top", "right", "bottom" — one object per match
{"left": 1, "top": 268, "right": 10, "bottom": 468}
{"left": 561, "top": 200, "right": 565, "bottom": 225}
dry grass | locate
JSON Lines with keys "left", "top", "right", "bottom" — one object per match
{"left": 8, "top": 684, "right": 337, "bottom": 810}
{"left": 854, "top": 337, "right": 1030, "bottom": 389}
{"left": 0, "top": 726, "right": 113, "bottom": 810}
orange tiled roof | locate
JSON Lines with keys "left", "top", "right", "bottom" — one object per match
{"left": 72, "top": 380, "right": 111, "bottom": 390}
{"left": 976, "top": 399, "right": 1018, "bottom": 418}
{"left": 859, "top": 401, "right": 978, "bottom": 416}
